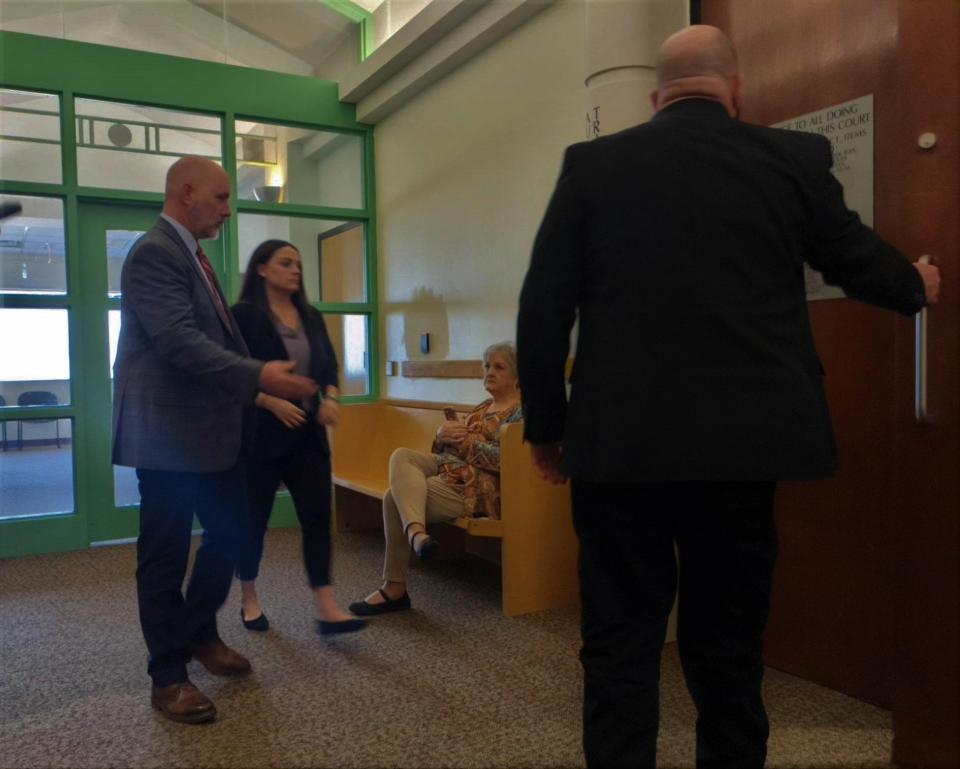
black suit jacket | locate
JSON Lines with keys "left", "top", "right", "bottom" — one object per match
{"left": 517, "top": 98, "right": 926, "bottom": 483}
{"left": 231, "top": 301, "right": 339, "bottom": 458}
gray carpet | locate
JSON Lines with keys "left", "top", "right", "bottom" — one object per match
{"left": 0, "top": 527, "right": 895, "bottom": 768}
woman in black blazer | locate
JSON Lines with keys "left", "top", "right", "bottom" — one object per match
{"left": 232, "top": 239, "right": 365, "bottom": 637}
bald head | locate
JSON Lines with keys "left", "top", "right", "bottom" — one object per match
{"left": 163, "top": 156, "right": 232, "bottom": 240}
{"left": 165, "top": 156, "right": 227, "bottom": 201}
{"left": 650, "top": 25, "right": 741, "bottom": 116}
{"left": 656, "top": 25, "right": 738, "bottom": 87}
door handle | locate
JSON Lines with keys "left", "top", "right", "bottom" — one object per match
{"left": 915, "top": 255, "right": 931, "bottom": 423}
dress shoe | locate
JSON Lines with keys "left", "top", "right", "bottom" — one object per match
{"left": 191, "top": 640, "right": 251, "bottom": 676}
{"left": 316, "top": 617, "right": 367, "bottom": 636}
{"left": 151, "top": 681, "right": 216, "bottom": 724}
{"left": 241, "top": 608, "right": 269, "bottom": 632}
{"left": 348, "top": 589, "right": 412, "bottom": 616}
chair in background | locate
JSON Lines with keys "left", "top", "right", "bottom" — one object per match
{"left": 16, "top": 390, "right": 61, "bottom": 450}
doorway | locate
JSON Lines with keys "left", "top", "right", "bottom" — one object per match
{"left": 701, "top": 2, "right": 959, "bottom": 766}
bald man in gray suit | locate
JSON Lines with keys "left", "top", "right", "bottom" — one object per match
{"left": 113, "top": 156, "right": 317, "bottom": 724}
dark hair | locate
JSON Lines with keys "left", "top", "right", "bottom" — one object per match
{"left": 238, "top": 239, "right": 311, "bottom": 316}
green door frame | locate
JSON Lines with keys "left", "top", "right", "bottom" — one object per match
{"left": 0, "top": 32, "right": 376, "bottom": 558}
{"left": 77, "top": 202, "right": 159, "bottom": 545}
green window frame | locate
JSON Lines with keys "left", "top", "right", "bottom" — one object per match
{"left": 0, "top": 31, "right": 378, "bottom": 557}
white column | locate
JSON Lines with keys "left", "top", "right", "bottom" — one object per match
{"left": 584, "top": 0, "right": 689, "bottom": 138}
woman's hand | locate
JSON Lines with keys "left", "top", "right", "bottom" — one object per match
{"left": 437, "top": 420, "right": 468, "bottom": 448}
{"left": 318, "top": 397, "right": 340, "bottom": 427}
{"left": 260, "top": 393, "right": 306, "bottom": 429}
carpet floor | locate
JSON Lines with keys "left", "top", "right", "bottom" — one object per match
{"left": 0, "top": 527, "right": 895, "bottom": 768}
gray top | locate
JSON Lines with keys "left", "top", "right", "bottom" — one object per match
{"left": 273, "top": 315, "right": 312, "bottom": 411}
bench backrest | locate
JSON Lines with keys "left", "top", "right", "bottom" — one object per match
{"left": 331, "top": 402, "right": 447, "bottom": 491}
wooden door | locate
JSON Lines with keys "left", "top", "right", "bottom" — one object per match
{"left": 701, "top": 1, "right": 959, "bottom": 766}
{"left": 887, "top": 6, "right": 958, "bottom": 766}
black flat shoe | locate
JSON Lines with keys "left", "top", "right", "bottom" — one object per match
{"left": 316, "top": 617, "right": 367, "bottom": 636}
{"left": 410, "top": 531, "right": 440, "bottom": 560}
{"left": 241, "top": 608, "right": 269, "bottom": 632}
{"left": 348, "top": 589, "right": 412, "bottom": 616}
{"left": 417, "top": 536, "right": 440, "bottom": 560}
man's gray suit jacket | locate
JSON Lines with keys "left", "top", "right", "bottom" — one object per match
{"left": 112, "top": 217, "right": 262, "bottom": 473}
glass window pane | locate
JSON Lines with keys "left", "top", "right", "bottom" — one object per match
{"left": 106, "top": 309, "right": 138, "bottom": 505}
{"left": 237, "top": 213, "right": 366, "bottom": 303}
{"left": 108, "top": 310, "right": 121, "bottom": 378}
{"left": 0, "top": 195, "right": 66, "bottom": 296}
{"left": 76, "top": 98, "right": 221, "bottom": 193}
{"left": 107, "top": 229, "right": 146, "bottom": 297}
{"left": 0, "top": 89, "right": 62, "bottom": 184}
{"left": 324, "top": 314, "right": 369, "bottom": 396}
{"left": 0, "top": 309, "right": 71, "bottom": 406}
{"left": 114, "top": 465, "right": 140, "bottom": 508}
{"left": 0, "top": 418, "right": 74, "bottom": 519}
{"left": 236, "top": 120, "right": 363, "bottom": 209}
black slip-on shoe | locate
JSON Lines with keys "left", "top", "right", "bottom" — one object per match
{"left": 241, "top": 608, "right": 270, "bottom": 632}
{"left": 316, "top": 617, "right": 367, "bottom": 636}
{"left": 417, "top": 536, "right": 441, "bottom": 561}
{"left": 348, "top": 589, "right": 412, "bottom": 616}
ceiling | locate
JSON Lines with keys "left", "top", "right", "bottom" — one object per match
{"left": 0, "top": 0, "right": 379, "bottom": 74}
{"left": 189, "top": 0, "right": 360, "bottom": 70}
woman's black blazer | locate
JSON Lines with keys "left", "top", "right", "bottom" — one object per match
{"left": 231, "top": 301, "right": 339, "bottom": 458}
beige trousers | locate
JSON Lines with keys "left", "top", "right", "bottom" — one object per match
{"left": 382, "top": 447, "right": 466, "bottom": 583}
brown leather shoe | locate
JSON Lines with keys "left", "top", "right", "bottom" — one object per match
{"left": 191, "top": 640, "right": 251, "bottom": 677}
{"left": 151, "top": 681, "right": 216, "bottom": 724}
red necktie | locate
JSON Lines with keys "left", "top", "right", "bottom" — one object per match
{"left": 195, "top": 246, "right": 231, "bottom": 331}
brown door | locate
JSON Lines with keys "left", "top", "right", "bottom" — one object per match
{"left": 701, "top": 1, "right": 959, "bottom": 766}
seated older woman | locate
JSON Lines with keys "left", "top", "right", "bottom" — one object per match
{"left": 348, "top": 342, "right": 522, "bottom": 616}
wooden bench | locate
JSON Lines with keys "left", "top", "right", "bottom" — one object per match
{"left": 330, "top": 400, "right": 579, "bottom": 617}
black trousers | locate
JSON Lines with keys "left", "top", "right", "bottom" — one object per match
{"left": 136, "top": 463, "right": 247, "bottom": 688}
{"left": 571, "top": 480, "right": 779, "bottom": 769}
{"left": 236, "top": 426, "right": 333, "bottom": 588}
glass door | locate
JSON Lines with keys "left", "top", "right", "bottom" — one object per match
{"left": 77, "top": 202, "right": 227, "bottom": 543}
{"left": 0, "top": 193, "right": 85, "bottom": 556}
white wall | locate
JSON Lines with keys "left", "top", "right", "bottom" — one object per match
{"left": 375, "top": 0, "right": 586, "bottom": 402}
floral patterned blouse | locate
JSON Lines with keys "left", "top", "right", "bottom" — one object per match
{"left": 432, "top": 399, "right": 523, "bottom": 519}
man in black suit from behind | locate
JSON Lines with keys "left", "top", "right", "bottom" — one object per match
{"left": 516, "top": 25, "right": 940, "bottom": 769}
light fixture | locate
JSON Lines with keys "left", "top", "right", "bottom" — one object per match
{"left": 253, "top": 186, "right": 282, "bottom": 203}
